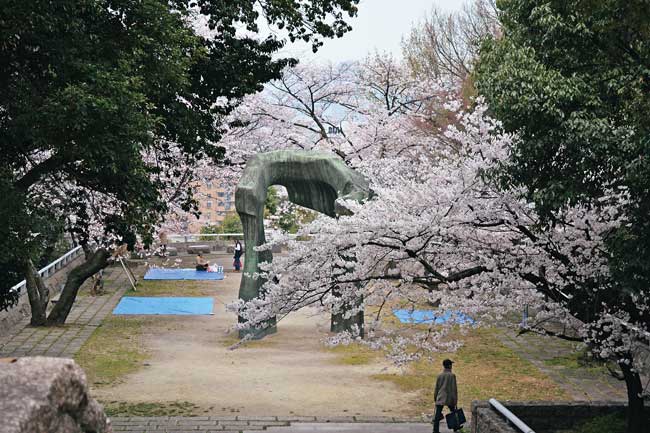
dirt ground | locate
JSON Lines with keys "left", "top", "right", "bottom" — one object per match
{"left": 93, "top": 255, "right": 416, "bottom": 416}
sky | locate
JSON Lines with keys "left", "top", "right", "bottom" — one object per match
{"left": 277, "top": 0, "right": 466, "bottom": 63}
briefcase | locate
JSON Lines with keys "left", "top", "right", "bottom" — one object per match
{"left": 445, "top": 408, "right": 467, "bottom": 430}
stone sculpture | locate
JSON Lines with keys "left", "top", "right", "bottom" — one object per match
{"left": 235, "top": 150, "right": 372, "bottom": 338}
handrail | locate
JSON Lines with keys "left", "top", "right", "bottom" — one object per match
{"left": 9, "top": 245, "right": 83, "bottom": 294}
{"left": 167, "top": 233, "right": 298, "bottom": 242}
{"left": 489, "top": 399, "right": 536, "bottom": 433}
{"left": 38, "top": 245, "right": 83, "bottom": 277}
{"left": 168, "top": 233, "right": 244, "bottom": 242}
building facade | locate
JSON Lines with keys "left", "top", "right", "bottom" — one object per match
{"left": 188, "top": 181, "right": 235, "bottom": 233}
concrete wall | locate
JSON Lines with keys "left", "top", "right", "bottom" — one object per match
{"left": 472, "top": 402, "right": 518, "bottom": 433}
{"left": 472, "top": 401, "right": 650, "bottom": 433}
{"left": 0, "top": 254, "right": 85, "bottom": 333}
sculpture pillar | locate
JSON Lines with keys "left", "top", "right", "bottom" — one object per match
{"left": 235, "top": 150, "right": 372, "bottom": 339}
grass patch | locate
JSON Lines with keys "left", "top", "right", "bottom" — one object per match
{"left": 328, "top": 343, "right": 380, "bottom": 365}
{"left": 218, "top": 333, "right": 278, "bottom": 349}
{"left": 103, "top": 401, "right": 201, "bottom": 417}
{"left": 129, "top": 280, "right": 217, "bottom": 297}
{"left": 566, "top": 413, "right": 625, "bottom": 433}
{"left": 371, "top": 328, "right": 570, "bottom": 414}
{"left": 543, "top": 349, "right": 607, "bottom": 373}
{"left": 74, "top": 316, "right": 149, "bottom": 387}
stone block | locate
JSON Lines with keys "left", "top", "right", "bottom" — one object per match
{"left": 186, "top": 244, "right": 211, "bottom": 254}
{"left": 0, "top": 357, "right": 112, "bottom": 433}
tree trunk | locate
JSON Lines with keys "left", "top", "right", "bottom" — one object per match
{"left": 330, "top": 285, "right": 364, "bottom": 338}
{"left": 46, "top": 248, "right": 110, "bottom": 325}
{"left": 24, "top": 260, "right": 49, "bottom": 326}
{"left": 330, "top": 306, "right": 365, "bottom": 337}
{"left": 620, "top": 361, "right": 644, "bottom": 433}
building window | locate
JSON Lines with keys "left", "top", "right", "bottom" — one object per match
{"left": 206, "top": 182, "right": 213, "bottom": 189}
{"left": 217, "top": 192, "right": 225, "bottom": 197}
{"left": 206, "top": 201, "right": 212, "bottom": 209}
{"left": 205, "top": 212, "right": 211, "bottom": 220}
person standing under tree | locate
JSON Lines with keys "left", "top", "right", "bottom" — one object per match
{"left": 233, "top": 240, "right": 243, "bottom": 272}
{"left": 433, "top": 359, "right": 459, "bottom": 433}
{"left": 159, "top": 230, "right": 168, "bottom": 256}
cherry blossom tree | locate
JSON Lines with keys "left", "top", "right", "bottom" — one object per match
{"left": 226, "top": 90, "right": 649, "bottom": 426}
{"left": 3, "top": 0, "right": 362, "bottom": 324}
{"left": 216, "top": 54, "right": 450, "bottom": 175}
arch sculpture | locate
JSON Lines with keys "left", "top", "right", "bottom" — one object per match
{"left": 235, "top": 150, "right": 372, "bottom": 338}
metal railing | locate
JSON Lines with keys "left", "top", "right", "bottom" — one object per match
{"left": 168, "top": 233, "right": 244, "bottom": 243}
{"left": 166, "top": 233, "right": 299, "bottom": 244}
{"left": 489, "top": 399, "right": 536, "bottom": 433}
{"left": 9, "top": 245, "right": 84, "bottom": 293}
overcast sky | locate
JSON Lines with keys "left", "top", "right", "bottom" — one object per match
{"left": 277, "top": 0, "right": 465, "bottom": 63}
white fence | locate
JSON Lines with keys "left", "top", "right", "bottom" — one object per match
{"left": 9, "top": 245, "right": 84, "bottom": 294}
{"left": 167, "top": 233, "right": 244, "bottom": 243}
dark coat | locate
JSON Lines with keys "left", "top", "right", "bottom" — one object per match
{"left": 233, "top": 244, "right": 243, "bottom": 260}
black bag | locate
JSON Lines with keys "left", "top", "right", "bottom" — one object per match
{"left": 445, "top": 408, "right": 466, "bottom": 430}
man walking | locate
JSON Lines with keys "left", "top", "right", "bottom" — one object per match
{"left": 433, "top": 359, "right": 459, "bottom": 433}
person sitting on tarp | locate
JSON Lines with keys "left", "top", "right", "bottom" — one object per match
{"left": 195, "top": 253, "right": 209, "bottom": 271}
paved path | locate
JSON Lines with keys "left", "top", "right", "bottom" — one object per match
{"left": 0, "top": 266, "right": 129, "bottom": 358}
{"left": 499, "top": 329, "right": 627, "bottom": 401}
{"left": 109, "top": 417, "right": 443, "bottom": 433}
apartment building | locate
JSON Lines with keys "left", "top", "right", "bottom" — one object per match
{"left": 188, "top": 180, "right": 235, "bottom": 233}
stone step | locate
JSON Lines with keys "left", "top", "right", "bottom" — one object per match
{"left": 254, "top": 423, "right": 446, "bottom": 433}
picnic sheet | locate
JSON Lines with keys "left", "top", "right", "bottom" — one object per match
{"left": 113, "top": 297, "right": 214, "bottom": 315}
{"left": 143, "top": 268, "right": 224, "bottom": 280}
{"left": 392, "top": 309, "right": 474, "bottom": 325}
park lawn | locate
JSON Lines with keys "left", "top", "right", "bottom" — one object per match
{"left": 219, "top": 333, "right": 279, "bottom": 349}
{"left": 543, "top": 349, "right": 609, "bottom": 374}
{"left": 328, "top": 343, "right": 380, "bottom": 366}
{"left": 370, "top": 328, "right": 570, "bottom": 414}
{"left": 74, "top": 315, "right": 151, "bottom": 388}
{"left": 326, "top": 324, "right": 570, "bottom": 415}
{"left": 126, "top": 280, "right": 219, "bottom": 297}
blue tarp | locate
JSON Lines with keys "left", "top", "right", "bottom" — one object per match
{"left": 393, "top": 309, "right": 474, "bottom": 325}
{"left": 143, "top": 268, "right": 224, "bottom": 280}
{"left": 113, "top": 297, "right": 214, "bottom": 315}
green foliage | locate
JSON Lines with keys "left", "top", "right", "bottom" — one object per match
{"left": 201, "top": 212, "right": 243, "bottom": 236}
{"left": 0, "top": 0, "right": 359, "bottom": 310}
{"left": 265, "top": 186, "right": 280, "bottom": 216}
{"left": 0, "top": 180, "right": 65, "bottom": 310}
{"left": 262, "top": 186, "right": 311, "bottom": 234}
{"left": 476, "top": 0, "right": 650, "bottom": 210}
{"left": 276, "top": 204, "right": 317, "bottom": 234}
{"left": 219, "top": 212, "right": 244, "bottom": 235}
{"left": 474, "top": 0, "right": 650, "bottom": 307}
